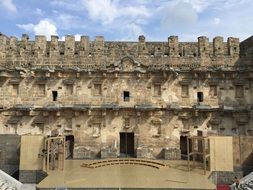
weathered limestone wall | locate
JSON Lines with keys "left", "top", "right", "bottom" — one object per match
{"left": 0, "top": 34, "right": 241, "bottom": 68}
{"left": 0, "top": 109, "right": 250, "bottom": 159}
{"left": 0, "top": 34, "right": 252, "bottom": 165}
{"left": 233, "top": 136, "right": 253, "bottom": 174}
{"left": 0, "top": 134, "right": 20, "bottom": 175}
{"left": 0, "top": 72, "right": 251, "bottom": 109}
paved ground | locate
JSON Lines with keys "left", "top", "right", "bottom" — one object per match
{"left": 37, "top": 159, "right": 216, "bottom": 189}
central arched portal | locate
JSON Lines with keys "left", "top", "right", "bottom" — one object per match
{"left": 119, "top": 132, "right": 134, "bottom": 157}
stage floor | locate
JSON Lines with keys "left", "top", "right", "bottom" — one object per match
{"left": 37, "top": 159, "right": 215, "bottom": 190}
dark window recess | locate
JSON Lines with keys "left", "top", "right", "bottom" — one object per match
{"left": 12, "top": 84, "right": 19, "bottom": 96}
{"left": 235, "top": 85, "right": 244, "bottom": 98}
{"left": 94, "top": 84, "right": 102, "bottom": 95}
{"left": 209, "top": 85, "right": 217, "bottom": 97}
{"left": 124, "top": 91, "right": 130, "bottom": 102}
{"left": 52, "top": 91, "right": 58, "bottom": 101}
{"left": 154, "top": 84, "right": 161, "bottom": 96}
{"left": 181, "top": 85, "right": 189, "bottom": 97}
{"left": 197, "top": 92, "right": 203, "bottom": 102}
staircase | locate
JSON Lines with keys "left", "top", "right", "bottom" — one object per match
{"left": 81, "top": 158, "right": 167, "bottom": 169}
{"left": 0, "top": 169, "right": 22, "bottom": 190}
{"left": 232, "top": 172, "right": 253, "bottom": 190}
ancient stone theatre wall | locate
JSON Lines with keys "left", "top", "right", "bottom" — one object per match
{"left": 0, "top": 33, "right": 253, "bottom": 160}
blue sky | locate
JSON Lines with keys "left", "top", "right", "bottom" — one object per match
{"left": 0, "top": 0, "right": 252, "bottom": 41}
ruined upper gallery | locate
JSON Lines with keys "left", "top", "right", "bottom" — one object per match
{"left": 0, "top": 33, "right": 252, "bottom": 70}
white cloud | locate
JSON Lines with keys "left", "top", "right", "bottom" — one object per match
{"left": 55, "top": 14, "right": 83, "bottom": 30}
{"left": 0, "top": 0, "right": 16, "bottom": 12}
{"left": 50, "top": 0, "right": 84, "bottom": 11}
{"left": 183, "top": 0, "right": 211, "bottom": 13}
{"left": 160, "top": 1, "right": 198, "bottom": 30}
{"left": 49, "top": 0, "right": 151, "bottom": 39}
{"left": 81, "top": 0, "right": 117, "bottom": 25}
{"left": 17, "top": 19, "right": 58, "bottom": 40}
{"left": 33, "top": 8, "right": 44, "bottom": 16}
{"left": 80, "top": 0, "right": 151, "bottom": 40}
{"left": 16, "top": 23, "right": 34, "bottom": 31}
{"left": 82, "top": 0, "right": 151, "bottom": 25}
{"left": 48, "top": 0, "right": 253, "bottom": 41}
{"left": 120, "top": 23, "right": 144, "bottom": 41}
{"left": 121, "top": 6, "right": 150, "bottom": 18}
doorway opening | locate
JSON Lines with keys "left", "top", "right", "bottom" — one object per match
{"left": 120, "top": 132, "right": 134, "bottom": 157}
{"left": 180, "top": 135, "right": 191, "bottom": 160}
{"left": 197, "top": 130, "right": 203, "bottom": 162}
{"left": 65, "top": 135, "right": 74, "bottom": 159}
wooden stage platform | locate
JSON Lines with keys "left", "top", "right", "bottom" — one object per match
{"left": 37, "top": 159, "right": 215, "bottom": 190}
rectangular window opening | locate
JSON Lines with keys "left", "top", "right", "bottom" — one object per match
{"left": 52, "top": 91, "right": 58, "bottom": 101}
{"left": 94, "top": 84, "right": 102, "bottom": 95}
{"left": 38, "top": 84, "right": 45, "bottom": 96}
{"left": 197, "top": 92, "right": 204, "bottom": 102}
{"left": 209, "top": 85, "right": 217, "bottom": 97}
{"left": 181, "top": 85, "right": 189, "bottom": 97}
{"left": 12, "top": 84, "right": 19, "bottom": 96}
{"left": 66, "top": 84, "right": 73, "bottom": 95}
{"left": 235, "top": 85, "right": 244, "bottom": 98}
{"left": 155, "top": 123, "right": 162, "bottom": 135}
{"left": 154, "top": 84, "right": 161, "bottom": 96}
{"left": 124, "top": 91, "right": 130, "bottom": 102}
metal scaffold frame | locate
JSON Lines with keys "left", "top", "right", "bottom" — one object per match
{"left": 43, "top": 136, "right": 66, "bottom": 172}
{"left": 187, "top": 136, "right": 210, "bottom": 175}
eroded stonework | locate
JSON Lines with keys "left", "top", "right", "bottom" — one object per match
{"left": 0, "top": 33, "right": 253, "bottom": 162}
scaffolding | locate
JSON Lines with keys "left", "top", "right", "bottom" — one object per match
{"left": 187, "top": 136, "right": 210, "bottom": 175}
{"left": 43, "top": 136, "right": 66, "bottom": 172}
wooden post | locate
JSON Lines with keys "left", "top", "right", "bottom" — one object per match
{"left": 63, "top": 136, "right": 65, "bottom": 170}
{"left": 193, "top": 146, "right": 195, "bottom": 167}
{"left": 187, "top": 136, "right": 190, "bottom": 171}
{"left": 203, "top": 138, "right": 206, "bottom": 175}
{"left": 43, "top": 138, "right": 46, "bottom": 171}
{"left": 46, "top": 139, "right": 50, "bottom": 172}
{"left": 192, "top": 138, "right": 195, "bottom": 168}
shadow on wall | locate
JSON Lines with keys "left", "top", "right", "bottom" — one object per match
{"left": 242, "top": 152, "right": 253, "bottom": 175}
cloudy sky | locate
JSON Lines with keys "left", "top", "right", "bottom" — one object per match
{"left": 0, "top": 0, "right": 252, "bottom": 41}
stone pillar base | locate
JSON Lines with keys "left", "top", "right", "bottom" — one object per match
{"left": 101, "top": 147, "right": 118, "bottom": 158}
{"left": 73, "top": 146, "right": 94, "bottom": 159}
{"left": 136, "top": 147, "right": 155, "bottom": 159}
{"left": 164, "top": 148, "right": 181, "bottom": 160}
